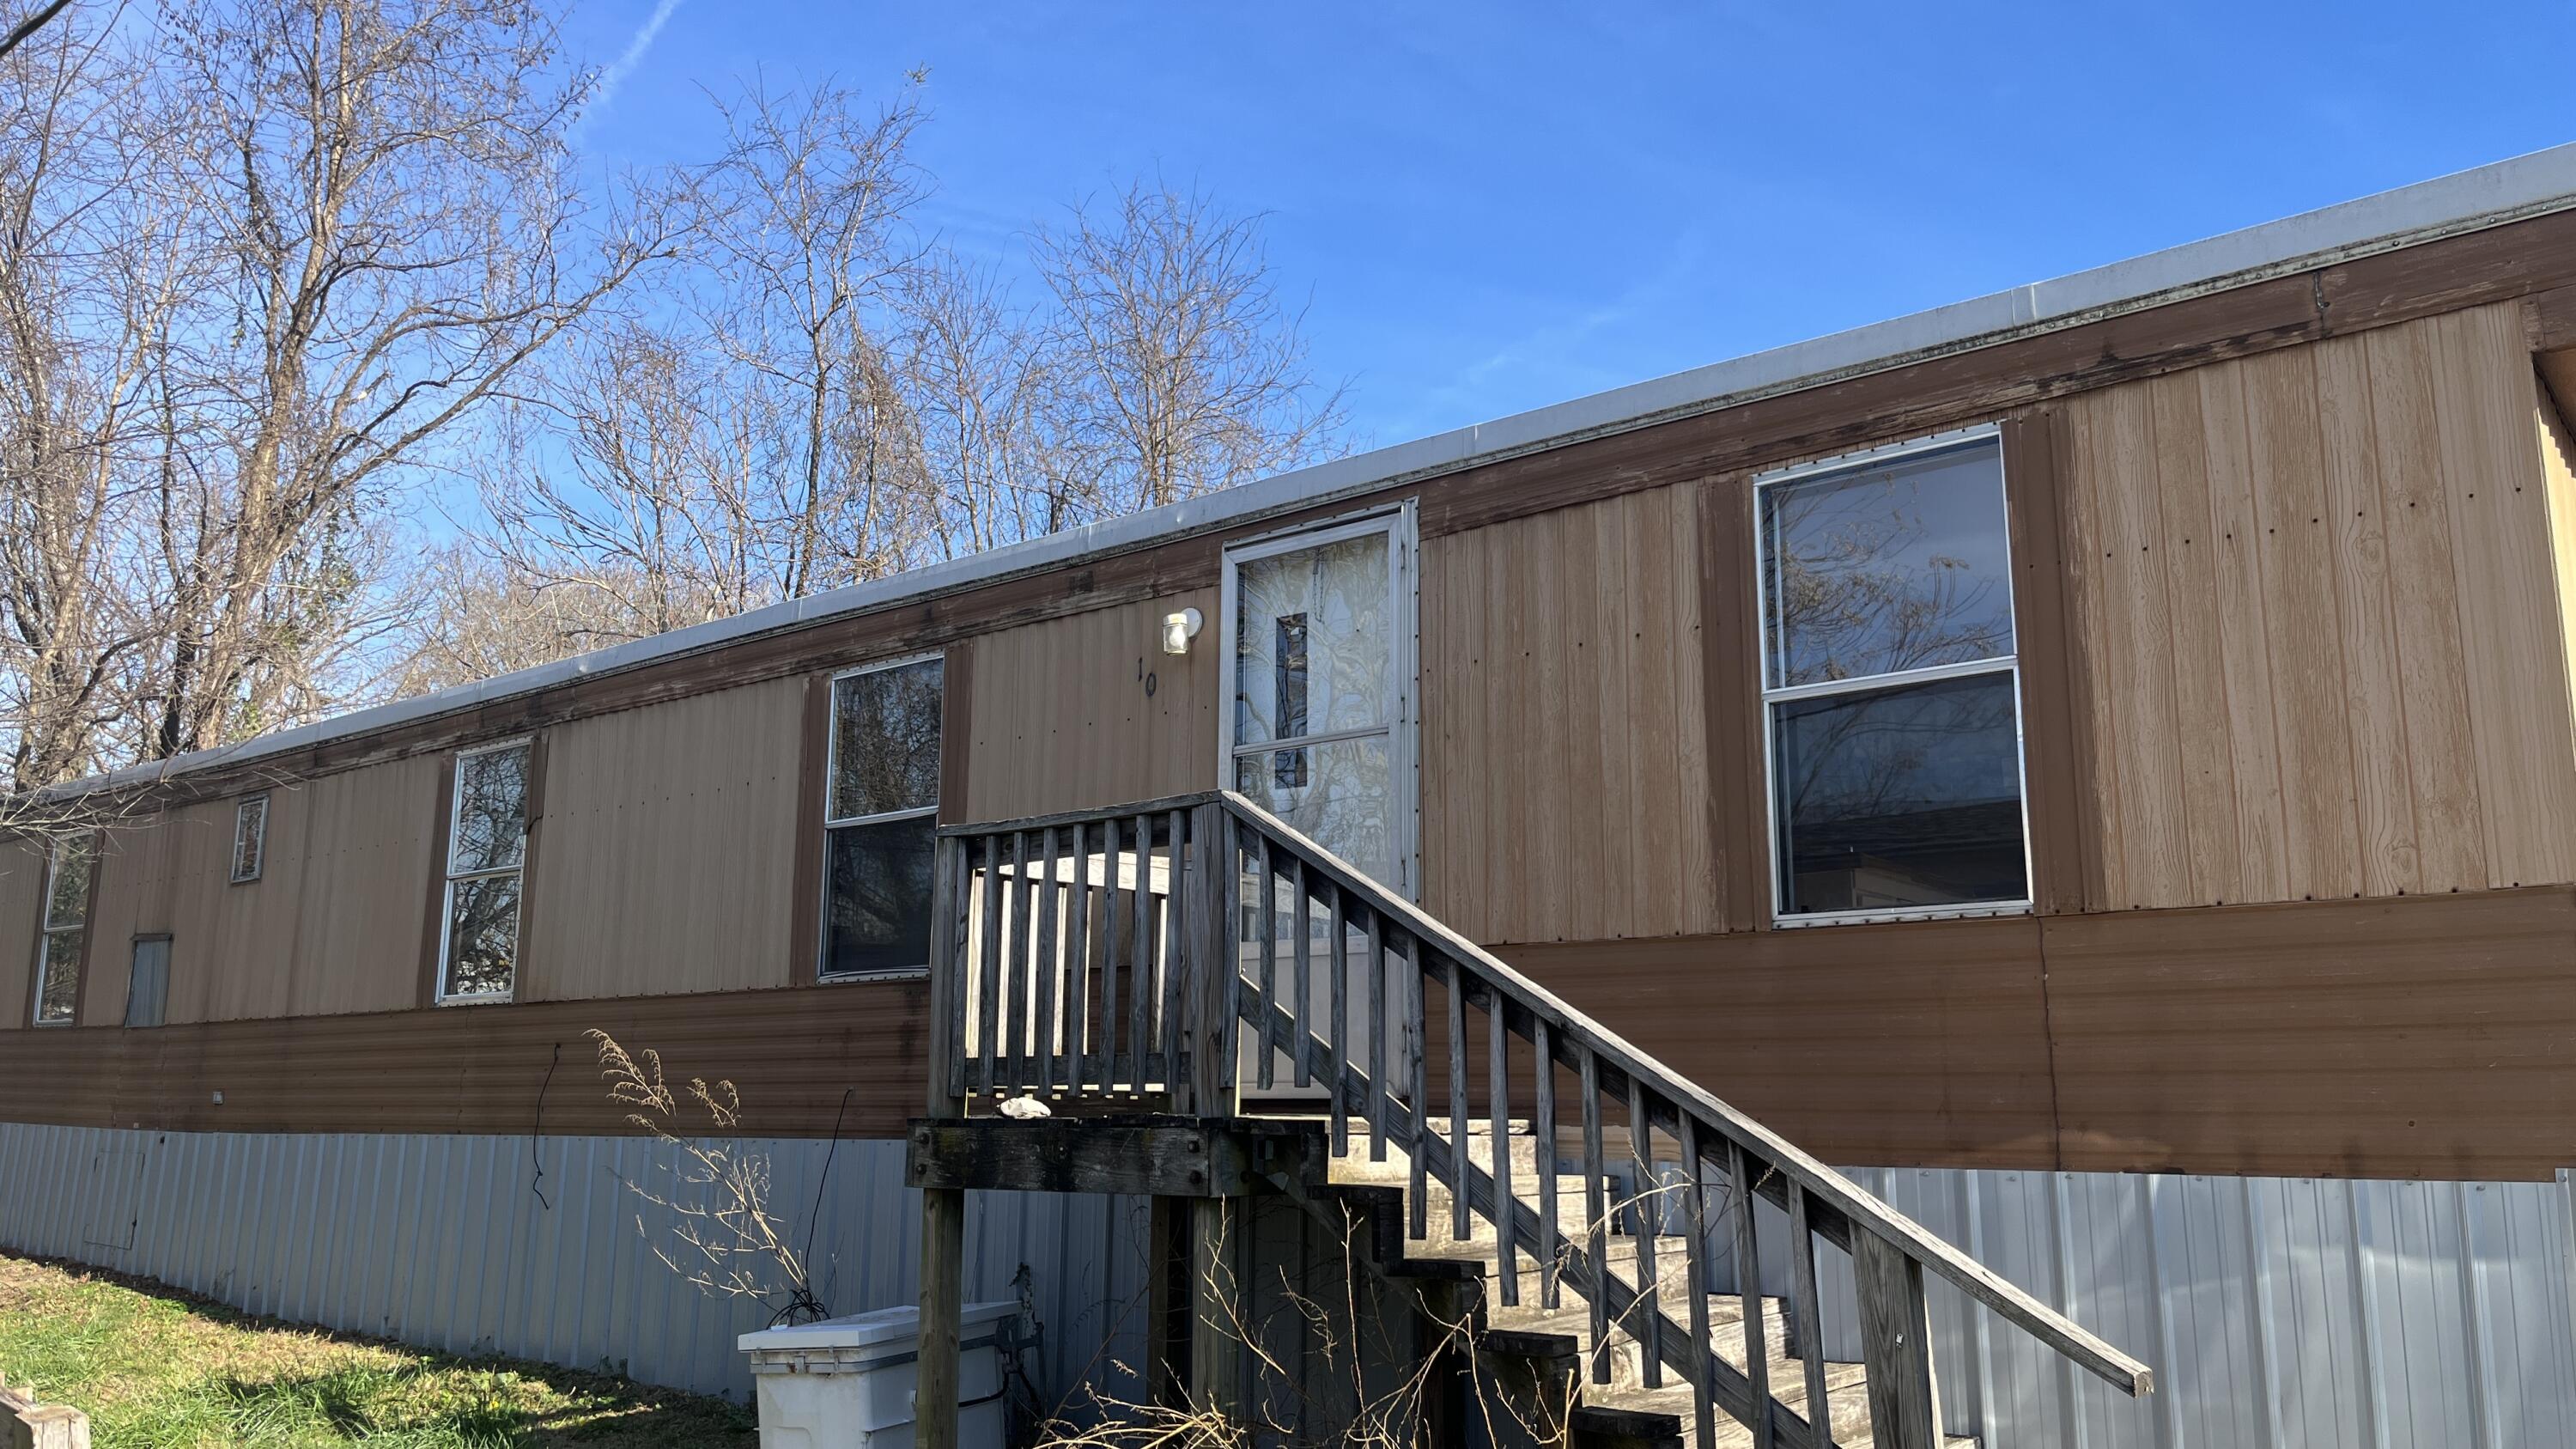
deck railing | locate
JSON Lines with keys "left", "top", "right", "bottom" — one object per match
{"left": 926, "top": 790, "right": 2154, "bottom": 1448}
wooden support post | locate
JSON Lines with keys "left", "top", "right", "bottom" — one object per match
{"left": 1189, "top": 1196, "right": 1243, "bottom": 1424}
{"left": 917, "top": 1185, "right": 967, "bottom": 1449}
{"left": 1855, "top": 1227, "right": 1943, "bottom": 1449}
{"left": 1181, "top": 801, "right": 1238, "bottom": 1117}
{"left": 918, "top": 835, "right": 969, "bottom": 1449}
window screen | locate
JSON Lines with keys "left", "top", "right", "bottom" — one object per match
{"left": 1757, "top": 435, "right": 2029, "bottom": 921}
{"left": 822, "top": 656, "right": 943, "bottom": 978}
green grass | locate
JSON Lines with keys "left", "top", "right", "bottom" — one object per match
{"left": 0, "top": 1253, "right": 758, "bottom": 1447}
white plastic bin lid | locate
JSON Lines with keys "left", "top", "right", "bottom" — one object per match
{"left": 738, "top": 1300, "right": 1017, "bottom": 1356}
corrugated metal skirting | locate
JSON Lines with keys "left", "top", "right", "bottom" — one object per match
{"left": 0, "top": 1122, "right": 1151, "bottom": 1406}
{"left": 8, "top": 1122, "right": 2576, "bottom": 1446}
{"left": 1776, "top": 1166, "right": 2576, "bottom": 1449}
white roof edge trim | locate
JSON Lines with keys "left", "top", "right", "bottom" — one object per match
{"left": 47, "top": 141, "right": 2576, "bottom": 801}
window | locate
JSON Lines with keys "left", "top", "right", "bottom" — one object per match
{"left": 821, "top": 655, "right": 943, "bottom": 979}
{"left": 231, "top": 795, "right": 268, "bottom": 883}
{"left": 1756, "top": 429, "right": 2029, "bottom": 922}
{"left": 32, "top": 832, "right": 93, "bottom": 1024}
{"left": 438, "top": 740, "right": 530, "bottom": 1000}
{"left": 125, "top": 936, "right": 170, "bottom": 1028}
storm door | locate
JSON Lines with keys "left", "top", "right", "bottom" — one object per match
{"left": 1220, "top": 505, "right": 1419, "bottom": 1100}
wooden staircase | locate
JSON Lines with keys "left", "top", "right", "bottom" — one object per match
{"left": 908, "top": 793, "right": 2154, "bottom": 1448}
{"left": 1279, "top": 1120, "right": 1972, "bottom": 1448}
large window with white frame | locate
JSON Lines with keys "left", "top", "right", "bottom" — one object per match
{"left": 31, "top": 831, "right": 93, "bottom": 1024}
{"left": 1756, "top": 429, "right": 2030, "bottom": 923}
{"left": 820, "top": 654, "right": 943, "bottom": 979}
{"left": 438, "top": 739, "right": 531, "bottom": 1001}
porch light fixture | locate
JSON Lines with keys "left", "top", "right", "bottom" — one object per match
{"left": 1161, "top": 607, "right": 1204, "bottom": 656}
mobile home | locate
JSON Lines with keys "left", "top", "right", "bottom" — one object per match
{"left": 10, "top": 145, "right": 2576, "bottom": 1446}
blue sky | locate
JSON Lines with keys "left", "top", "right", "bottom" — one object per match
{"left": 562, "top": 1, "right": 2574, "bottom": 453}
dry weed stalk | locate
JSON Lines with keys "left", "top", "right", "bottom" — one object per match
{"left": 586, "top": 1027, "right": 827, "bottom": 1325}
{"left": 1030, "top": 1200, "right": 1571, "bottom": 1449}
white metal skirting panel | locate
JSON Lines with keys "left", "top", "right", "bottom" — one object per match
{"left": 1685, "top": 1165, "right": 2576, "bottom": 1449}
{"left": 0, "top": 1123, "right": 1151, "bottom": 1406}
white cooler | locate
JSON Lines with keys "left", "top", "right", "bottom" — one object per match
{"left": 739, "top": 1301, "right": 1018, "bottom": 1448}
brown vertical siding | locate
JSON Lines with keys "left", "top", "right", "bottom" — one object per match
{"left": 520, "top": 677, "right": 804, "bottom": 1002}
{"left": 955, "top": 591, "right": 1218, "bottom": 824}
{"left": 1420, "top": 484, "right": 1719, "bottom": 945}
{"left": 82, "top": 757, "right": 441, "bottom": 1026}
{"left": 1696, "top": 474, "right": 1767, "bottom": 935}
{"left": 2057, "top": 301, "right": 2576, "bottom": 910}
{"left": 288, "top": 755, "right": 442, "bottom": 1017}
{"left": 2001, "top": 409, "right": 2099, "bottom": 916}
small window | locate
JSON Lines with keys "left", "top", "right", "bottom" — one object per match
{"left": 1756, "top": 432, "right": 2029, "bottom": 922}
{"left": 821, "top": 656, "right": 943, "bottom": 979}
{"left": 231, "top": 795, "right": 268, "bottom": 883}
{"left": 33, "top": 832, "right": 93, "bottom": 1025}
{"left": 438, "top": 740, "right": 530, "bottom": 1001}
{"left": 125, "top": 936, "right": 170, "bottom": 1028}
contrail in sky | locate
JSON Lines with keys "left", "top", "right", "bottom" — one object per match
{"left": 586, "top": 0, "right": 685, "bottom": 119}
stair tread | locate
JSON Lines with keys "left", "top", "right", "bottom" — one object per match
{"left": 1573, "top": 1379, "right": 1976, "bottom": 1449}
{"left": 1307, "top": 1135, "right": 1981, "bottom": 1449}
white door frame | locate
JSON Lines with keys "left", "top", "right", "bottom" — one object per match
{"left": 1214, "top": 499, "right": 1421, "bottom": 900}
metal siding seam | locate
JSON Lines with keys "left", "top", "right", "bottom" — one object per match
{"left": 532, "top": 1135, "right": 568, "bottom": 1367}
{"left": 368, "top": 1135, "right": 403, "bottom": 1335}
{"left": 293, "top": 1135, "right": 325, "bottom": 1325}
{"left": 2051, "top": 1172, "right": 2092, "bottom": 1449}
{"left": 1967, "top": 1171, "right": 2000, "bottom": 1447}
{"left": 319, "top": 1135, "right": 355, "bottom": 1330}
{"left": 247, "top": 1134, "right": 281, "bottom": 1316}
{"left": 2243, "top": 1176, "right": 2286, "bottom": 1449}
{"left": 126, "top": 1130, "right": 161, "bottom": 1277}
{"left": 40, "top": 1127, "right": 68, "bottom": 1252}
{"left": 2349, "top": 1181, "right": 2393, "bottom": 1449}
{"left": 2458, "top": 1181, "right": 2503, "bottom": 1449}
{"left": 2146, "top": 1173, "right": 2184, "bottom": 1449}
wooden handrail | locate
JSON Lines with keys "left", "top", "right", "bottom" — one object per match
{"left": 924, "top": 788, "right": 2154, "bottom": 1449}
{"left": 1213, "top": 790, "right": 2154, "bottom": 1402}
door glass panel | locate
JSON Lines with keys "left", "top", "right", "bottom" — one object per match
{"left": 1232, "top": 534, "right": 1389, "bottom": 746}
{"left": 1235, "top": 735, "right": 1392, "bottom": 882}
{"left": 1771, "top": 671, "right": 2026, "bottom": 915}
{"left": 1760, "top": 440, "right": 2016, "bottom": 689}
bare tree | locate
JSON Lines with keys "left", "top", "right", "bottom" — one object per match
{"left": 693, "top": 74, "right": 936, "bottom": 593}
{"left": 0, "top": 0, "right": 688, "bottom": 807}
{"left": 130, "top": 0, "right": 687, "bottom": 760}
{"left": 381, "top": 542, "right": 647, "bottom": 697}
{"left": 0, "top": 0, "right": 189, "bottom": 795}
{"left": 1033, "top": 180, "right": 1348, "bottom": 520}
{"left": 900, "top": 252, "right": 1058, "bottom": 556}
{"left": 465, "top": 76, "right": 937, "bottom": 648}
